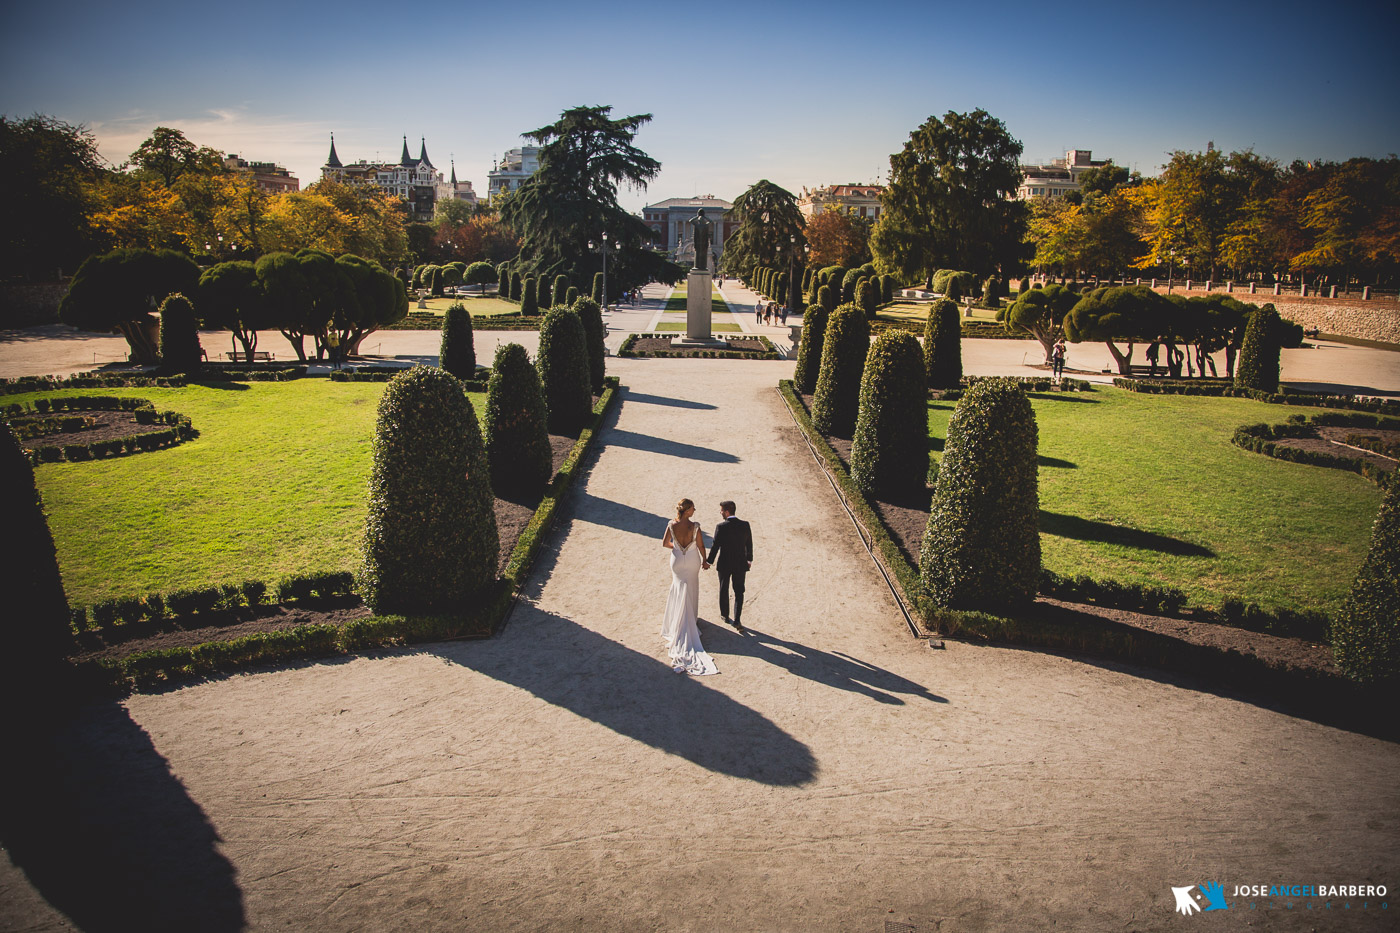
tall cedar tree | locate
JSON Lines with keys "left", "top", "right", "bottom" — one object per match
{"left": 871, "top": 110, "right": 1030, "bottom": 286}
{"left": 485, "top": 343, "right": 553, "bottom": 498}
{"left": 921, "top": 378, "right": 1040, "bottom": 610}
{"left": 811, "top": 305, "right": 870, "bottom": 437}
{"left": 537, "top": 306, "right": 593, "bottom": 433}
{"left": 439, "top": 302, "right": 476, "bottom": 379}
{"left": 722, "top": 180, "right": 806, "bottom": 277}
{"left": 924, "top": 298, "right": 963, "bottom": 388}
{"left": 851, "top": 332, "right": 929, "bottom": 497}
{"left": 500, "top": 106, "right": 680, "bottom": 293}
{"left": 573, "top": 295, "right": 607, "bottom": 393}
{"left": 360, "top": 367, "right": 498, "bottom": 614}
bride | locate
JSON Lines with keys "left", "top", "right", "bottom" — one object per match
{"left": 660, "top": 498, "right": 719, "bottom": 675}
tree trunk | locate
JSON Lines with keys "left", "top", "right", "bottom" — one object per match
{"left": 279, "top": 331, "right": 307, "bottom": 361}
{"left": 1105, "top": 340, "right": 1133, "bottom": 375}
{"left": 234, "top": 329, "right": 259, "bottom": 363}
{"left": 116, "top": 319, "right": 160, "bottom": 365}
{"left": 1225, "top": 345, "right": 1237, "bottom": 379}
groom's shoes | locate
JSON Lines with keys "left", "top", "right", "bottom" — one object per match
{"left": 726, "top": 617, "right": 747, "bottom": 635}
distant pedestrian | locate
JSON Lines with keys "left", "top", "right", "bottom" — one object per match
{"left": 779, "top": 303, "right": 788, "bottom": 325}
{"left": 1145, "top": 342, "right": 1160, "bottom": 376}
{"left": 1051, "top": 338, "right": 1065, "bottom": 380}
{"left": 755, "top": 299, "right": 764, "bottom": 323}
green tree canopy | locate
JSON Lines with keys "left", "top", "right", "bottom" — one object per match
{"left": 1063, "top": 284, "right": 1176, "bottom": 374}
{"left": 998, "top": 283, "right": 1080, "bottom": 362}
{"left": 501, "top": 106, "right": 681, "bottom": 291}
{"left": 0, "top": 114, "right": 105, "bottom": 283}
{"left": 871, "top": 109, "right": 1029, "bottom": 286}
{"left": 721, "top": 179, "right": 806, "bottom": 278}
{"left": 59, "top": 247, "right": 200, "bottom": 363}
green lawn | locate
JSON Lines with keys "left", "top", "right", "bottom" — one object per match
{"left": 16, "top": 381, "right": 485, "bottom": 606}
{"left": 412, "top": 295, "right": 521, "bottom": 316}
{"left": 926, "top": 388, "right": 1383, "bottom": 614}
{"left": 664, "top": 289, "right": 731, "bottom": 315}
{"left": 882, "top": 302, "right": 1001, "bottom": 324}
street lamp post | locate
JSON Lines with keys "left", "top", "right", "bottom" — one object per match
{"left": 1167, "top": 248, "right": 1176, "bottom": 293}
{"left": 787, "top": 234, "right": 798, "bottom": 310}
{"left": 588, "top": 232, "right": 611, "bottom": 311}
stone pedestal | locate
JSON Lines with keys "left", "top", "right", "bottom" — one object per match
{"left": 674, "top": 270, "right": 726, "bottom": 348}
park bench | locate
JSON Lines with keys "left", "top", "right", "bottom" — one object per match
{"left": 226, "top": 351, "right": 275, "bottom": 362}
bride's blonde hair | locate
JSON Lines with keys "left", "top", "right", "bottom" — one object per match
{"left": 675, "top": 497, "right": 695, "bottom": 520}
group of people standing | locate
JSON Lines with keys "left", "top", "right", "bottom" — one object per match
{"left": 659, "top": 498, "right": 753, "bottom": 676}
{"left": 754, "top": 298, "right": 787, "bottom": 326}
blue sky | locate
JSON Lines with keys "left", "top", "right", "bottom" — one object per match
{"left": 3, "top": 0, "right": 1397, "bottom": 212}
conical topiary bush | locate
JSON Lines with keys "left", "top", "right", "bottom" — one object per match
{"left": 920, "top": 377, "right": 1039, "bottom": 610}
{"left": 572, "top": 295, "right": 607, "bottom": 394}
{"left": 537, "top": 306, "right": 592, "bottom": 433}
{"left": 1330, "top": 481, "right": 1400, "bottom": 686}
{"left": 793, "top": 301, "right": 831, "bottom": 395}
{"left": 359, "top": 367, "right": 499, "bottom": 614}
{"left": 811, "top": 304, "right": 870, "bottom": 438}
{"left": 158, "top": 292, "right": 203, "bottom": 375}
{"left": 520, "top": 276, "right": 538, "bottom": 315}
{"left": 924, "top": 297, "right": 962, "bottom": 389}
{"left": 1235, "top": 302, "right": 1281, "bottom": 393}
{"left": 485, "top": 342, "right": 553, "bottom": 498}
{"left": 851, "top": 331, "right": 929, "bottom": 498}
{"left": 439, "top": 301, "right": 476, "bottom": 380}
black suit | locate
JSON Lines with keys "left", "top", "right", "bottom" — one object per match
{"left": 708, "top": 516, "right": 753, "bottom": 624}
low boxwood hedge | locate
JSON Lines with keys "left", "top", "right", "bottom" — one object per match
{"left": 616, "top": 334, "right": 779, "bottom": 359}
{"left": 1114, "top": 377, "right": 1400, "bottom": 414}
{"left": 11, "top": 395, "right": 196, "bottom": 464}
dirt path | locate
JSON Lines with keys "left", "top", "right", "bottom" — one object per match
{"left": 1, "top": 358, "right": 1397, "bottom": 932}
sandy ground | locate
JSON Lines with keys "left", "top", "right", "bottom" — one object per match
{"left": 2, "top": 342, "right": 1397, "bottom": 931}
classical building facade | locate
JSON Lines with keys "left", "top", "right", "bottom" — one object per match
{"left": 797, "top": 184, "right": 884, "bottom": 220}
{"left": 641, "top": 195, "right": 736, "bottom": 265}
{"left": 222, "top": 154, "right": 299, "bottom": 193}
{"left": 486, "top": 146, "right": 540, "bottom": 201}
{"left": 321, "top": 135, "right": 450, "bottom": 222}
{"left": 1015, "top": 149, "right": 1108, "bottom": 200}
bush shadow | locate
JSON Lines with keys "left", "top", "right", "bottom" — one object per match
{"left": 571, "top": 491, "right": 667, "bottom": 539}
{"left": 190, "top": 379, "right": 250, "bottom": 391}
{"left": 1039, "top": 510, "right": 1215, "bottom": 557}
{"left": 606, "top": 428, "right": 740, "bottom": 463}
{"left": 621, "top": 389, "right": 717, "bottom": 410}
{"left": 423, "top": 605, "right": 818, "bottom": 786}
{"left": 0, "top": 702, "right": 245, "bottom": 931}
{"left": 1038, "top": 455, "right": 1077, "bottom": 469}
{"left": 1026, "top": 392, "right": 1101, "bottom": 404}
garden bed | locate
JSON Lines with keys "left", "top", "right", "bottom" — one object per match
{"left": 618, "top": 333, "right": 779, "bottom": 359}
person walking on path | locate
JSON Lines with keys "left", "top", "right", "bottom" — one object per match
{"left": 1051, "top": 338, "right": 1065, "bottom": 381}
{"left": 660, "top": 498, "right": 718, "bottom": 675}
{"left": 704, "top": 499, "right": 753, "bottom": 634}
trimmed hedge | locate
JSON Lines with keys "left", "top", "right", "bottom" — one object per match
{"left": 537, "top": 307, "right": 593, "bottom": 433}
{"left": 485, "top": 342, "right": 552, "bottom": 498}
{"left": 13, "top": 396, "right": 196, "bottom": 464}
{"left": 0, "top": 373, "right": 186, "bottom": 395}
{"left": 73, "top": 572, "right": 353, "bottom": 633}
{"left": 851, "top": 331, "right": 928, "bottom": 498}
{"left": 158, "top": 293, "right": 202, "bottom": 375}
{"left": 856, "top": 279, "right": 877, "bottom": 319}
{"left": 924, "top": 297, "right": 962, "bottom": 389}
{"left": 1232, "top": 421, "right": 1397, "bottom": 489}
{"left": 793, "top": 302, "right": 830, "bottom": 395}
{"left": 921, "top": 378, "right": 1040, "bottom": 610}
{"left": 520, "top": 276, "right": 538, "bottom": 315}
{"left": 1113, "top": 377, "right": 1400, "bottom": 414}
{"left": 552, "top": 274, "right": 569, "bottom": 309}
{"left": 1331, "top": 482, "right": 1400, "bottom": 685}
{"left": 439, "top": 302, "right": 476, "bottom": 379}
{"left": 359, "top": 367, "right": 499, "bottom": 614}
{"left": 1235, "top": 303, "right": 1282, "bottom": 393}
{"left": 615, "top": 334, "right": 780, "bottom": 360}
{"left": 811, "top": 305, "right": 870, "bottom": 438}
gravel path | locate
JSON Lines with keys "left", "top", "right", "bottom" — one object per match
{"left": 2, "top": 355, "right": 1396, "bottom": 931}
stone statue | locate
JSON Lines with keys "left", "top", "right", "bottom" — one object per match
{"left": 688, "top": 209, "right": 713, "bottom": 272}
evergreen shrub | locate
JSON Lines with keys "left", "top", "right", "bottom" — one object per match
{"left": 510, "top": 272, "right": 522, "bottom": 302}
{"left": 157, "top": 293, "right": 202, "bottom": 375}
{"left": 1331, "top": 481, "right": 1400, "bottom": 685}
{"left": 573, "top": 295, "right": 606, "bottom": 393}
{"left": 851, "top": 331, "right": 928, "bottom": 497}
{"left": 1235, "top": 303, "right": 1282, "bottom": 393}
{"left": 551, "top": 274, "right": 568, "bottom": 308}
{"left": 819, "top": 283, "right": 837, "bottom": 314}
{"left": 565, "top": 286, "right": 580, "bottom": 308}
{"left": 485, "top": 343, "right": 552, "bottom": 497}
{"left": 921, "top": 378, "right": 1040, "bottom": 610}
{"left": 592, "top": 272, "right": 604, "bottom": 304}
{"left": 857, "top": 280, "right": 878, "bottom": 319}
{"left": 793, "top": 301, "right": 830, "bottom": 395}
{"left": 537, "top": 275, "right": 551, "bottom": 309}
{"left": 439, "top": 302, "right": 476, "bottom": 379}
{"left": 429, "top": 266, "right": 444, "bottom": 297}
{"left": 520, "top": 276, "right": 538, "bottom": 315}
{"left": 537, "top": 306, "right": 592, "bottom": 433}
{"left": 811, "top": 304, "right": 870, "bottom": 438}
{"left": 359, "top": 367, "right": 498, "bottom": 614}
{"left": 841, "top": 268, "right": 861, "bottom": 304}
{"left": 924, "top": 297, "right": 963, "bottom": 388}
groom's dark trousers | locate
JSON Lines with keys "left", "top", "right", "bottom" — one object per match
{"left": 708, "top": 516, "right": 753, "bottom": 623}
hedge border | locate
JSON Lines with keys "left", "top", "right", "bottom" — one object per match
{"left": 778, "top": 379, "right": 1381, "bottom": 709}
{"left": 1113, "top": 376, "right": 1400, "bottom": 414}
{"left": 1233, "top": 420, "right": 1398, "bottom": 490}
{"left": 71, "top": 377, "right": 621, "bottom": 695}
{"left": 9, "top": 395, "right": 196, "bottom": 464}
{"left": 0, "top": 373, "right": 187, "bottom": 396}
{"left": 383, "top": 311, "right": 546, "bottom": 331}
{"left": 617, "top": 333, "right": 780, "bottom": 359}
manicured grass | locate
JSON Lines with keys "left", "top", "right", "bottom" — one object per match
{"left": 882, "top": 302, "right": 1001, "bottom": 324}
{"left": 411, "top": 295, "right": 521, "bottom": 316}
{"left": 926, "top": 387, "right": 1383, "bottom": 614}
{"left": 664, "top": 288, "right": 731, "bottom": 315}
{"left": 15, "top": 381, "right": 487, "bottom": 606}
{"left": 654, "top": 321, "right": 743, "bottom": 333}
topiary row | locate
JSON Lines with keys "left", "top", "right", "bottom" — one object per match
{"left": 811, "top": 304, "right": 870, "bottom": 437}
{"left": 73, "top": 571, "right": 355, "bottom": 633}
{"left": 851, "top": 331, "right": 928, "bottom": 498}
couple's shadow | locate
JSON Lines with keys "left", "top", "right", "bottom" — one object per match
{"left": 701, "top": 619, "right": 947, "bottom": 708}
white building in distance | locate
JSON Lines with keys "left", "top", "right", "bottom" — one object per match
{"left": 1016, "top": 149, "right": 1108, "bottom": 200}
{"left": 487, "top": 146, "right": 540, "bottom": 201}
{"left": 321, "top": 135, "right": 454, "bottom": 222}
{"left": 797, "top": 184, "right": 884, "bottom": 221}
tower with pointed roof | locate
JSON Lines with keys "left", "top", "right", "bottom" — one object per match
{"left": 320, "top": 134, "right": 455, "bottom": 221}
{"left": 326, "top": 133, "right": 342, "bottom": 169}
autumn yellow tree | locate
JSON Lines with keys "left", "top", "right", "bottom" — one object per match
{"left": 261, "top": 179, "right": 408, "bottom": 267}
{"left": 804, "top": 208, "right": 872, "bottom": 267}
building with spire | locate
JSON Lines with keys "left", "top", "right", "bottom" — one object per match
{"left": 320, "top": 135, "right": 453, "bottom": 221}
{"left": 486, "top": 146, "right": 540, "bottom": 202}
{"left": 447, "top": 161, "right": 478, "bottom": 208}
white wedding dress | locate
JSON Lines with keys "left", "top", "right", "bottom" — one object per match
{"left": 660, "top": 522, "right": 719, "bottom": 675}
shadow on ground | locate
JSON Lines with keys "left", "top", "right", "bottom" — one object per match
{"left": 621, "top": 389, "right": 717, "bottom": 410}
{"left": 606, "top": 428, "right": 740, "bottom": 463}
{"left": 425, "top": 605, "right": 819, "bottom": 787}
{"left": 0, "top": 703, "right": 244, "bottom": 931}
{"left": 1039, "top": 510, "right": 1215, "bottom": 557}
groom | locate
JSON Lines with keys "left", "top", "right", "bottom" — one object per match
{"left": 703, "top": 500, "right": 753, "bottom": 634}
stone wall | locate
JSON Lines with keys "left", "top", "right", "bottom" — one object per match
{"left": 1127, "top": 285, "right": 1399, "bottom": 346}
{"left": 0, "top": 282, "right": 69, "bottom": 328}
